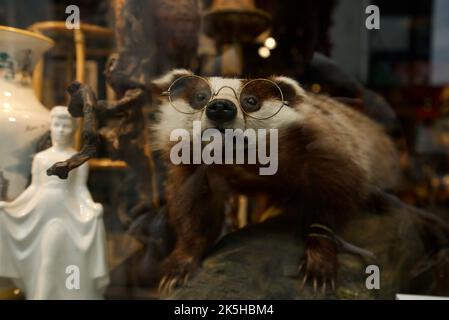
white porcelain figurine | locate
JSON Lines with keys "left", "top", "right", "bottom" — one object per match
{"left": 0, "top": 106, "right": 109, "bottom": 299}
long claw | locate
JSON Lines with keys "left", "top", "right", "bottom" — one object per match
{"left": 158, "top": 276, "right": 168, "bottom": 293}
{"left": 183, "top": 272, "right": 190, "bottom": 285}
{"left": 313, "top": 278, "right": 318, "bottom": 295}
{"left": 168, "top": 278, "right": 178, "bottom": 294}
{"left": 297, "top": 262, "right": 304, "bottom": 275}
{"left": 331, "top": 279, "right": 336, "bottom": 292}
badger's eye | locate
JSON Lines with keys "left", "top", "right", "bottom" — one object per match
{"left": 241, "top": 95, "right": 260, "bottom": 112}
{"left": 245, "top": 97, "right": 257, "bottom": 105}
{"left": 189, "top": 90, "right": 210, "bottom": 109}
{"left": 195, "top": 92, "right": 207, "bottom": 102}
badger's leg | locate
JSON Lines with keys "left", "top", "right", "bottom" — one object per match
{"left": 297, "top": 188, "right": 366, "bottom": 296}
{"left": 291, "top": 146, "right": 367, "bottom": 296}
{"left": 159, "top": 165, "right": 227, "bottom": 295}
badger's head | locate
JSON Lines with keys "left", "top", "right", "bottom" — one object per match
{"left": 151, "top": 69, "right": 307, "bottom": 150}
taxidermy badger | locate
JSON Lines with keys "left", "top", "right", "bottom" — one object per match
{"left": 152, "top": 69, "right": 400, "bottom": 295}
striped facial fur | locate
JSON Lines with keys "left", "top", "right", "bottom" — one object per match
{"left": 151, "top": 69, "right": 307, "bottom": 149}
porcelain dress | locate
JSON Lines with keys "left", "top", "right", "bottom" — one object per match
{"left": 0, "top": 146, "right": 109, "bottom": 299}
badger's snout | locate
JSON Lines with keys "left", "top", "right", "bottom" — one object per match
{"left": 206, "top": 99, "right": 237, "bottom": 123}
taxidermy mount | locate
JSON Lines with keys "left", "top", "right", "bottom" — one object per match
{"left": 151, "top": 69, "right": 401, "bottom": 295}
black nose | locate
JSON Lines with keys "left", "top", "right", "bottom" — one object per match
{"left": 206, "top": 99, "right": 237, "bottom": 123}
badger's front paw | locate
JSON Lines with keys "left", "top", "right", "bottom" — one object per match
{"left": 158, "top": 252, "right": 199, "bottom": 297}
{"left": 297, "top": 236, "right": 338, "bottom": 297}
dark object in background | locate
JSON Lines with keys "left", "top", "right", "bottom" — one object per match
{"left": 202, "top": 0, "right": 271, "bottom": 44}
{"left": 307, "top": 53, "right": 399, "bottom": 132}
{"left": 98, "top": 0, "right": 202, "bottom": 215}
{"left": 46, "top": 81, "right": 100, "bottom": 179}
{"left": 112, "top": 0, "right": 201, "bottom": 86}
{"left": 107, "top": 207, "right": 175, "bottom": 291}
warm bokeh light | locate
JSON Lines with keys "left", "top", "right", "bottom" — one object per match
{"left": 264, "top": 37, "right": 277, "bottom": 50}
{"left": 258, "top": 46, "right": 270, "bottom": 58}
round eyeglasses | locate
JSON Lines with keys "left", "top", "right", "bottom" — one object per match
{"left": 162, "top": 75, "right": 288, "bottom": 120}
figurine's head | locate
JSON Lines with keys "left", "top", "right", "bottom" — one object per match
{"left": 50, "top": 106, "right": 76, "bottom": 147}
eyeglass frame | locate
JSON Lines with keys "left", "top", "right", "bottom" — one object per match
{"left": 161, "top": 75, "right": 289, "bottom": 120}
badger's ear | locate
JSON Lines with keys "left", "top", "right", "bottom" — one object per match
{"left": 271, "top": 76, "right": 306, "bottom": 106}
{"left": 151, "top": 69, "right": 193, "bottom": 96}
